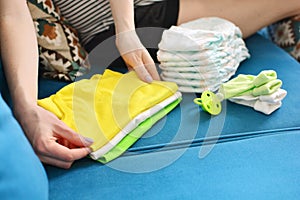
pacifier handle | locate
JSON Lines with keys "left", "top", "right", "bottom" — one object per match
{"left": 193, "top": 91, "right": 222, "bottom": 115}
{"left": 193, "top": 98, "right": 203, "bottom": 106}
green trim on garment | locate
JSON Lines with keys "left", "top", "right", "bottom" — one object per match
{"left": 97, "top": 98, "right": 182, "bottom": 164}
{"left": 219, "top": 70, "right": 281, "bottom": 99}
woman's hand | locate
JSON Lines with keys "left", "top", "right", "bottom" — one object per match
{"left": 116, "top": 30, "right": 160, "bottom": 83}
{"left": 109, "top": 0, "right": 160, "bottom": 82}
{"left": 2, "top": 0, "right": 92, "bottom": 169}
{"left": 14, "top": 104, "right": 93, "bottom": 169}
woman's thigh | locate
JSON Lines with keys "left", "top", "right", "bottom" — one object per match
{"left": 177, "top": 0, "right": 300, "bottom": 38}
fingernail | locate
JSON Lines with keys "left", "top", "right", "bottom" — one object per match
{"left": 145, "top": 75, "right": 153, "bottom": 83}
{"left": 87, "top": 147, "right": 93, "bottom": 153}
{"left": 84, "top": 137, "right": 94, "bottom": 144}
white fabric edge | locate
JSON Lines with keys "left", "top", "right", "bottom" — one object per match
{"left": 89, "top": 91, "right": 182, "bottom": 160}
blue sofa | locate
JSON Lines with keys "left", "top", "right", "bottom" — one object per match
{"left": 1, "top": 33, "right": 300, "bottom": 199}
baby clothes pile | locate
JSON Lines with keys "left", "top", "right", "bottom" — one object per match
{"left": 38, "top": 70, "right": 181, "bottom": 163}
{"left": 157, "top": 17, "right": 250, "bottom": 93}
{"left": 217, "top": 70, "right": 287, "bottom": 115}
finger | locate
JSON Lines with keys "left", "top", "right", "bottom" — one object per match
{"left": 127, "top": 65, "right": 134, "bottom": 72}
{"left": 134, "top": 62, "right": 153, "bottom": 83}
{"left": 142, "top": 52, "right": 161, "bottom": 81}
{"left": 57, "top": 137, "right": 70, "bottom": 147}
{"left": 54, "top": 121, "right": 94, "bottom": 147}
{"left": 39, "top": 154, "right": 73, "bottom": 169}
{"left": 57, "top": 137, "right": 78, "bottom": 149}
{"left": 42, "top": 141, "right": 91, "bottom": 162}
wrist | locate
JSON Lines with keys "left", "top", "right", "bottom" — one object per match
{"left": 13, "top": 99, "right": 38, "bottom": 122}
{"left": 115, "top": 30, "right": 145, "bottom": 55}
{"left": 115, "top": 23, "right": 135, "bottom": 34}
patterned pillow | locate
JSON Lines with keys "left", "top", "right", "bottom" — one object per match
{"left": 268, "top": 15, "right": 300, "bottom": 62}
{"left": 27, "top": 0, "right": 90, "bottom": 81}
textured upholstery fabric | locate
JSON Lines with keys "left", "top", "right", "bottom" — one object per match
{"left": 27, "top": 0, "right": 90, "bottom": 81}
{"left": 268, "top": 15, "right": 300, "bottom": 62}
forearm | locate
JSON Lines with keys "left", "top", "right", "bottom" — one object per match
{"left": 109, "top": 0, "right": 135, "bottom": 33}
{"left": 108, "top": 0, "right": 159, "bottom": 82}
{"left": 109, "top": 0, "right": 144, "bottom": 55}
{"left": 0, "top": 1, "right": 39, "bottom": 112}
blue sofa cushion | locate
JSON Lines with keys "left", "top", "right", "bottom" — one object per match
{"left": 45, "top": 33, "right": 300, "bottom": 199}
{"left": 125, "top": 33, "right": 300, "bottom": 153}
{"left": 0, "top": 59, "right": 48, "bottom": 199}
{"left": 0, "top": 94, "right": 48, "bottom": 199}
{"left": 55, "top": 33, "right": 300, "bottom": 156}
{"left": 45, "top": 130, "right": 300, "bottom": 200}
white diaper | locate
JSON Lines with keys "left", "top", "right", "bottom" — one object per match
{"left": 157, "top": 17, "right": 250, "bottom": 93}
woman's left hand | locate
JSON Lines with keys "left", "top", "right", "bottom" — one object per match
{"left": 115, "top": 30, "right": 160, "bottom": 83}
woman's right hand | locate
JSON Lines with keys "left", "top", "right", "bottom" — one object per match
{"left": 14, "top": 104, "right": 93, "bottom": 169}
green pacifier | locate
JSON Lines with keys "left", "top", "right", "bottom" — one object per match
{"left": 193, "top": 91, "right": 222, "bottom": 115}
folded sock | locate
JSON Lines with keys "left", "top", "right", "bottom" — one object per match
{"left": 229, "top": 98, "right": 282, "bottom": 115}
{"left": 229, "top": 88, "right": 286, "bottom": 102}
{"left": 259, "top": 88, "right": 287, "bottom": 103}
{"left": 218, "top": 74, "right": 255, "bottom": 99}
{"left": 253, "top": 70, "right": 277, "bottom": 87}
{"left": 218, "top": 70, "right": 281, "bottom": 99}
{"left": 252, "top": 79, "right": 282, "bottom": 96}
{"left": 228, "top": 89, "right": 287, "bottom": 115}
{"left": 254, "top": 101, "right": 282, "bottom": 115}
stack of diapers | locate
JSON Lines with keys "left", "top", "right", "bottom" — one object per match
{"left": 38, "top": 70, "right": 182, "bottom": 163}
{"left": 218, "top": 70, "right": 287, "bottom": 115}
{"left": 157, "top": 17, "right": 250, "bottom": 93}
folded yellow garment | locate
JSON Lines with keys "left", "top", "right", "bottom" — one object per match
{"left": 38, "top": 70, "right": 178, "bottom": 151}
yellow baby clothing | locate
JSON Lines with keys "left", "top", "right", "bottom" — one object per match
{"left": 38, "top": 69, "right": 180, "bottom": 159}
{"left": 90, "top": 91, "right": 182, "bottom": 159}
{"left": 96, "top": 97, "right": 181, "bottom": 163}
